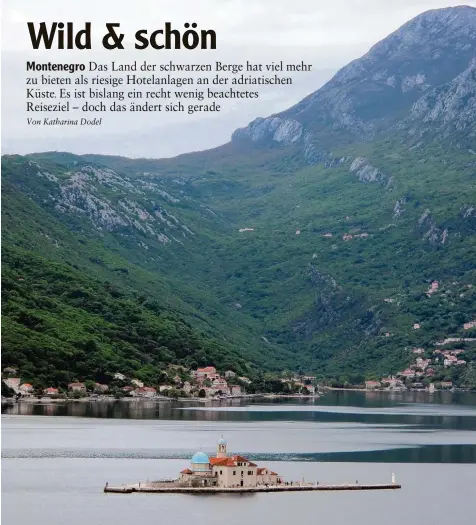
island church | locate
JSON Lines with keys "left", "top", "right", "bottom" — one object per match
{"left": 179, "top": 437, "right": 280, "bottom": 488}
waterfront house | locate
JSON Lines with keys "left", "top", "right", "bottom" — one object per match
{"left": 3, "top": 378, "right": 21, "bottom": 394}
{"left": 114, "top": 373, "right": 126, "bottom": 381}
{"left": 43, "top": 387, "right": 59, "bottom": 396}
{"left": 365, "top": 380, "right": 381, "bottom": 390}
{"left": 144, "top": 387, "right": 157, "bottom": 396}
{"left": 68, "top": 382, "right": 86, "bottom": 393}
{"left": 440, "top": 381, "right": 453, "bottom": 389}
{"left": 201, "top": 387, "right": 218, "bottom": 397}
{"left": 19, "top": 383, "right": 34, "bottom": 395}
{"left": 131, "top": 379, "right": 144, "bottom": 388}
{"left": 381, "top": 376, "right": 403, "bottom": 388}
{"left": 135, "top": 387, "right": 157, "bottom": 397}
{"left": 94, "top": 383, "right": 109, "bottom": 393}
{"left": 231, "top": 385, "right": 242, "bottom": 396}
{"left": 212, "top": 378, "right": 229, "bottom": 393}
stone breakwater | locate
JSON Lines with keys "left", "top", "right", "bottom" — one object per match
{"left": 104, "top": 482, "right": 402, "bottom": 494}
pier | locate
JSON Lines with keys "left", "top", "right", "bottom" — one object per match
{"left": 104, "top": 481, "right": 401, "bottom": 494}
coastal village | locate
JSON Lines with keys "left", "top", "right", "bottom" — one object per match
{"left": 364, "top": 341, "right": 473, "bottom": 392}
{"left": 2, "top": 313, "right": 475, "bottom": 400}
{"left": 362, "top": 313, "right": 476, "bottom": 392}
{"left": 1, "top": 364, "right": 317, "bottom": 401}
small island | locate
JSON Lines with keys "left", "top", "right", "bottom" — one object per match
{"left": 104, "top": 436, "right": 401, "bottom": 494}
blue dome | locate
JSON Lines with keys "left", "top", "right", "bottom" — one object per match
{"left": 191, "top": 451, "right": 210, "bottom": 464}
{"left": 217, "top": 437, "right": 227, "bottom": 445}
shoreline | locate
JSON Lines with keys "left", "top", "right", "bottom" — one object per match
{"left": 323, "top": 386, "right": 475, "bottom": 393}
{"left": 4, "top": 388, "right": 473, "bottom": 407}
{"left": 1, "top": 393, "right": 322, "bottom": 405}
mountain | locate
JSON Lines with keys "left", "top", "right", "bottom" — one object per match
{"left": 233, "top": 6, "right": 476, "bottom": 150}
{"left": 2, "top": 6, "right": 476, "bottom": 388}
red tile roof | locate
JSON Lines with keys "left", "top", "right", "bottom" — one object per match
{"left": 210, "top": 457, "right": 236, "bottom": 467}
{"left": 180, "top": 469, "right": 193, "bottom": 474}
{"left": 209, "top": 455, "right": 257, "bottom": 467}
{"left": 230, "top": 455, "right": 257, "bottom": 466}
{"left": 197, "top": 367, "right": 217, "bottom": 373}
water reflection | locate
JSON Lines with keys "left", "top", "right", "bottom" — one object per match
{"left": 3, "top": 391, "right": 476, "bottom": 431}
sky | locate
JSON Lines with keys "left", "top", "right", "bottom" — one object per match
{"left": 2, "top": 0, "right": 475, "bottom": 158}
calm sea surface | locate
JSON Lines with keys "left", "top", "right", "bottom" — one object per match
{"left": 2, "top": 391, "right": 476, "bottom": 525}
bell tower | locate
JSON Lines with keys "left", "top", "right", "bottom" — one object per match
{"left": 216, "top": 436, "right": 227, "bottom": 458}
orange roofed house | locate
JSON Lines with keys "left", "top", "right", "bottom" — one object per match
{"left": 193, "top": 366, "right": 218, "bottom": 381}
{"left": 179, "top": 437, "right": 280, "bottom": 488}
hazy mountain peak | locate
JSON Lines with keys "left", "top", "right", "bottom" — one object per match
{"left": 232, "top": 5, "right": 476, "bottom": 149}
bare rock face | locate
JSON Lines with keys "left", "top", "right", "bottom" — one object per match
{"left": 401, "top": 73, "right": 429, "bottom": 93}
{"left": 407, "top": 58, "right": 476, "bottom": 138}
{"left": 415, "top": 208, "right": 450, "bottom": 245}
{"left": 462, "top": 205, "right": 476, "bottom": 218}
{"left": 232, "top": 117, "right": 303, "bottom": 145}
{"left": 349, "top": 158, "right": 386, "bottom": 184}
{"left": 393, "top": 198, "right": 406, "bottom": 218}
{"left": 36, "top": 164, "right": 193, "bottom": 245}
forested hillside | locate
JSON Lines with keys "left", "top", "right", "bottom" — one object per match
{"left": 2, "top": 6, "right": 476, "bottom": 387}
